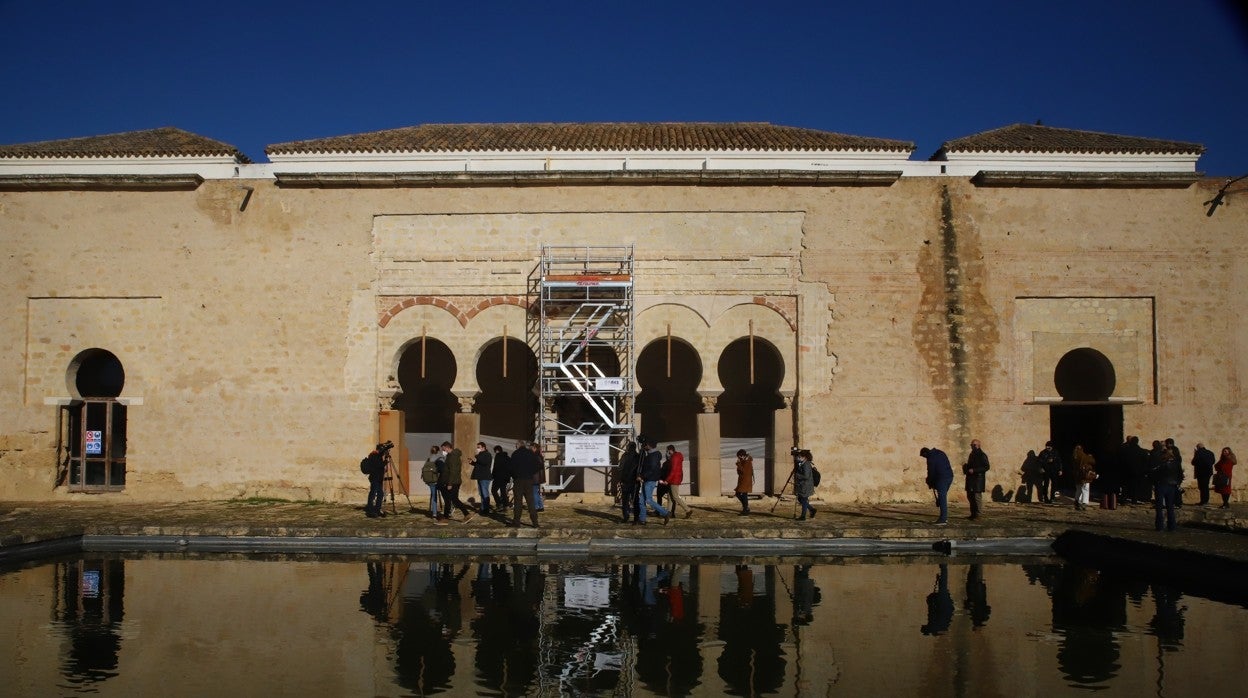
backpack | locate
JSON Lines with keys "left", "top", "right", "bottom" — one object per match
{"left": 420, "top": 458, "right": 440, "bottom": 485}
{"left": 360, "top": 457, "right": 370, "bottom": 475}
{"left": 811, "top": 465, "right": 822, "bottom": 487}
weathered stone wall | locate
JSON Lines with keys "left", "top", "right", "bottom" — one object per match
{"left": 1, "top": 176, "right": 1244, "bottom": 502}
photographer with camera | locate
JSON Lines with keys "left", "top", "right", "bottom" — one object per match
{"left": 793, "top": 449, "right": 817, "bottom": 521}
{"left": 361, "top": 442, "right": 390, "bottom": 518}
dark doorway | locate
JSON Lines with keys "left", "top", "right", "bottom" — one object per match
{"left": 1049, "top": 347, "right": 1123, "bottom": 492}
{"left": 62, "top": 349, "right": 127, "bottom": 491}
{"left": 475, "top": 337, "right": 538, "bottom": 441}
{"left": 717, "top": 337, "right": 785, "bottom": 492}
{"left": 393, "top": 338, "right": 458, "bottom": 434}
{"left": 635, "top": 338, "right": 702, "bottom": 444}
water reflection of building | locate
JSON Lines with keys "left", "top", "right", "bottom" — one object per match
{"left": 53, "top": 558, "right": 125, "bottom": 688}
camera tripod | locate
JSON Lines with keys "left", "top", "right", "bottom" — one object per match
{"left": 381, "top": 448, "right": 416, "bottom": 514}
{"left": 770, "top": 467, "right": 797, "bottom": 514}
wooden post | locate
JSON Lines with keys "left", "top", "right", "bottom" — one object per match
{"left": 503, "top": 324, "right": 508, "bottom": 378}
{"left": 667, "top": 323, "right": 672, "bottom": 378}
{"left": 749, "top": 320, "right": 755, "bottom": 384}
{"left": 420, "top": 326, "right": 427, "bottom": 378}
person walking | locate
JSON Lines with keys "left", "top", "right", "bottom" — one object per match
{"left": 436, "top": 441, "right": 475, "bottom": 524}
{"left": 470, "top": 442, "right": 493, "bottom": 515}
{"left": 420, "top": 444, "right": 442, "bottom": 519}
{"left": 490, "top": 444, "right": 512, "bottom": 510}
{"left": 1192, "top": 442, "right": 1216, "bottom": 506}
{"left": 921, "top": 446, "right": 954, "bottom": 525}
{"left": 617, "top": 441, "right": 641, "bottom": 523}
{"left": 1214, "top": 447, "right": 1236, "bottom": 509}
{"left": 509, "top": 441, "right": 540, "bottom": 528}
{"left": 638, "top": 439, "right": 672, "bottom": 525}
{"left": 963, "top": 439, "right": 990, "bottom": 520}
{"left": 734, "top": 450, "right": 754, "bottom": 515}
{"left": 793, "top": 449, "right": 817, "bottom": 521}
{"left": 661, "top": 445, "right": 693, "bottom": 519}
{"left": 1071, "top": 445, "right": 1097, "bottom": 511}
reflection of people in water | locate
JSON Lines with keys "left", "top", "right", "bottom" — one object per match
{"left": 920, "top": 563, "right": 954, "bottom": 636}
{"left": 718, "top": 565, "right": 786, "bottom": 694}
{"left": 628, "top": 564, "right": 704, "bottom": 696}
{"left": 964, "top": 564, "right": 991, "bottom": 629}
{"left": 391, "top": 563, "right": 459, "bottom": 695}
{"left": 1050, "top": 564, "right": 1127, "bottom": 687}
{"left": 1148, "top": 583, "right": 1186, "bottom": 651}
{"left": 471, "top": 563, "right": 541, "bottom": 695}
{"left": 792, "top": 564, "right": 819, "bottom": 626}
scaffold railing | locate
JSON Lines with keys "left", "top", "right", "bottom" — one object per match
{"left": 529, "top": 245, "right": 636, "bottom": 491}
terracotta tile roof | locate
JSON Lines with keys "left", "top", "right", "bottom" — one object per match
{"left": 0, "top": 127, "right": 251, "bottom": 163}
{"left": 267, "top": 122, "right": 914, "bottom": 156}
{"left": 937, "top": 123, "right": 1204, "bottom": 156}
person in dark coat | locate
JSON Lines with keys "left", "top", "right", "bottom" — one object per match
{"left": 921, "top": 447, "right": 954, "bottom": 525}
{"left": 617, "top": 441, "right": 641, "bottom": 523}
{"left": 436, "top": 441, "right": 475, "bottom": 524}
{"left": 1151, "top": 441, "right": 1184, "bottom": 531}
{"left": 362, "top": 445, "right": 387, "bottom": 518}
{"left": 1119, "top": 436, "right": 1151, "bottom": 504}
{"left": 963, "top": 439, "right": 990, "bottom": 520}
{"left": 509, "top": 441, "right": 540, "bottom": 528}
{"left": 1192, "top": 443, "right": 1216, "bottom": 506}
{"left": 1037, "top": 440, "right": 1063, "bottom": 504}
{"left": 638, "top": 439, "right": 672, "bottom": 525}
{"left": 470, "top": 442, "right": 493, "bottom": 515}
{"left": 490, "top": 445, "right": 512, "bottom": 510}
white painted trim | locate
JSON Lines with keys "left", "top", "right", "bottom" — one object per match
{"left": 1, "top": 148, "right": 1201, "bottom": 180}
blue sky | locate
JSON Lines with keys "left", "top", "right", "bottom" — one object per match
{"left": 2, "top": 0, "right": 1246, "bottom": 174}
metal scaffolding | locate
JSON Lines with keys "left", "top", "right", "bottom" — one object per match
{"left": 529, "top": 245, "right": 635, "bottom": 491}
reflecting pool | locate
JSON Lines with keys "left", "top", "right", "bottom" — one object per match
{"left": 3, "top": 554, "right": 1247, "bottom": 696}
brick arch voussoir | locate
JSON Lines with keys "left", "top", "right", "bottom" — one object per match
{"left": 465, "top": 296, "right": 531, "bottom": 322}
{"left": 751, "top": 296, "right": 798, "bottom": 332}
{"left": 378, "top": 296, "right": 466, "bottom": 328}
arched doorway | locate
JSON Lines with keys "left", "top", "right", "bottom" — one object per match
{"left": 475, "top": 337, "right": 538, "bottom": 443}
{"left": 393, "top": 337, "right": 458, "bottom": 448}
{"left": 635, "top": 338, "right": 702, "bottom": 445}
{"left": 1049, "top": 347, "right": 1123, "bottom": 492}
{"left": 62, "top": 348, "right": 127, "bottom": 491}
{"left": 717, "top": 337, "right": 785, "bottom": 492}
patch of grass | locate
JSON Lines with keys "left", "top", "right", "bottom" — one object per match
{"left": 228, "top": 497, "right": 335, "bottom": 507}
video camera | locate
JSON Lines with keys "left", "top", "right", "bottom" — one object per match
{"left": 376, "top": 440, "right": 395, "bottom": 453}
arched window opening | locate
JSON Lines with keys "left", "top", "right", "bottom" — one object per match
{"left": 1054, "top": 347, "right": 1116, "bottom": 402}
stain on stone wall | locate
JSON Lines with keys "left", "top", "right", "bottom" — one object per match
{"left": 914, "top": 185, "right": 1000, "bottom": 452}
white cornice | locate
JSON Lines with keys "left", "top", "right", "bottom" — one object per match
{"left": 0, "top": 148, "right": 1203, "bottom": 181}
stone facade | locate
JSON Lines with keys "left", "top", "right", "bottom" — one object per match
{"left": 1, "top": 123, "right": 1243, "bottom": 504}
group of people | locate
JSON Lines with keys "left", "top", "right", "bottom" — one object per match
{"left": 615, "top": 438, "right": 692, "bottom": 525}
{"left": 921, "top": 436, "right": 1237, "bottom": 531}
{"left": 408, "top": 440, "right": 549, "bottom": 527}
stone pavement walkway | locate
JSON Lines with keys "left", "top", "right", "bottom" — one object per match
{"left": 3, "top": 495, "right": 1246, "bottom": 560}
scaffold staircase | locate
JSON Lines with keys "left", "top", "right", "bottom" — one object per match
{"left": 529, "top": 245, "right": 636, "bottom": 491}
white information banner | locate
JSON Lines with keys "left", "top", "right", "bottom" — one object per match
{"left": 595, "top": 377, "right": 624, "bottom": 391}
{"left": 565, "top": 434, "right": 610, "bottom": 466}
